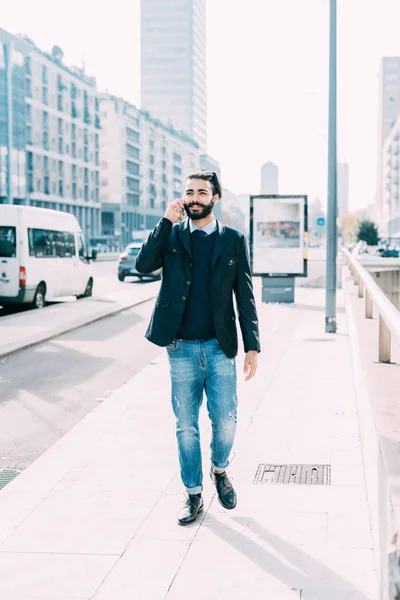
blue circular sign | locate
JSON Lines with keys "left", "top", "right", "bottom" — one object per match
{"left": 317, "top": 217, "right": 325, "bottom": 227}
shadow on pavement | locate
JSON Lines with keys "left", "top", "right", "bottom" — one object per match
{"left": 201, "top": 513, "right": 372, "bottom": 599}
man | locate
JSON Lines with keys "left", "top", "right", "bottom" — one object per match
{"left": 136, "top": 170, "right": 260, "bottom": 525}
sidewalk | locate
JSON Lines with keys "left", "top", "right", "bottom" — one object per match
{"left": 0, "top": 281, "right": 159, "bottom": 358}
{"left": 0, "top": 286, "right": 378, "bottom": 599}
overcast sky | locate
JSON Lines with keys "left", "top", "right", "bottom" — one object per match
{"left": 2, "top": 0, "right": 400, "bottom": 211}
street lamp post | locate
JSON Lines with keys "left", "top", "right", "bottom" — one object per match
{"left": 325, "top": 0, "right": 338, "bottom": 333}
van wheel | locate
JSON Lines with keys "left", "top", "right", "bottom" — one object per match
{"left": 77, "top": 278, "right": 93, "bottom": 299}
{"left": 118, "top": 274, "right": 125, "bottom": 282}
{"left": 33, "top": 284, "right": 46, "bottom": 309}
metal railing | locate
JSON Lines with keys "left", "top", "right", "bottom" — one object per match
{"left": 342, "top": 248, "right": 400, "bottom": 363}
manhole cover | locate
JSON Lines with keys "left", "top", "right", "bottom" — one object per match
{"left": 0, "top": 468, "right": 21, "bottom": 490}
{"left": 254, "top": 464, "right": 331, "bottom": 485}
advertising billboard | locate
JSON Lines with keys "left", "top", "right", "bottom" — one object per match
{"left": 250, "top": 195, "right": 308, "bottom": 277}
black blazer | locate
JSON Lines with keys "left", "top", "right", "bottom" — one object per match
{"left": 135, "top": 217, "right": 261, "bottom": 359}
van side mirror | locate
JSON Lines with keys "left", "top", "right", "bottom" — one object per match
{"left": 91, "top": 249, "right": 97, "bottom": 261}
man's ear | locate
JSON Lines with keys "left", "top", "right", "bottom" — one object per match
{"left": 213, "top": 195, "right": 219, "bottom": 205}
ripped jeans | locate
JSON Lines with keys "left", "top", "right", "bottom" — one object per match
{"left": 167, "top": 338, "right": 238, "bottom": 495}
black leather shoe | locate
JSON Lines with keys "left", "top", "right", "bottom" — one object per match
{"left": 178, "top": 494, "right": 204, "bottom": 526}
{"left": 210, "top": 469, "right": 237, "bottom": 509}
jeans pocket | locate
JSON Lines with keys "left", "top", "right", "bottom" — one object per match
{"left": 166, "top": 339, "right": 179, "bottom": 352}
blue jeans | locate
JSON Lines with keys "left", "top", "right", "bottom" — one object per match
{"left": 167, "top": 338, "right": 238, "bottom": 495}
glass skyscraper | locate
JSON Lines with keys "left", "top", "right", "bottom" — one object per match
{"left": 141, "top": 0, "right": 207, "bottom": 151}
{"left": 0, "top": 28, "right": 27, "bottom": 204}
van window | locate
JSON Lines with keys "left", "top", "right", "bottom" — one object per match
{"left": 54, "top": 232, "right": 76, "bottom": 258}
{"left": 0, "top": 226, "right": 16, "bottom": 258}
{"left": 28, "top": 229, "right": 56, "bottom": 257}
{"left": 28, "top": 229, "right": 76, "bottom": 258}
{"left": 127, "top": 247, "right": 140, "bottom": 256}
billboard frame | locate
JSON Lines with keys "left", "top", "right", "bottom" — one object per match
{"left": 249, "top": 194, "right": 308, "bottom": 278}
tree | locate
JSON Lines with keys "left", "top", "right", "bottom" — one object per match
{"left": 356, "top": 219, "right": 379, "bottom": 246}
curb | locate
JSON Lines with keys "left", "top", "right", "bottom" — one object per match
{"left": 0, "top": 290, "right": 158, "bottom": 359}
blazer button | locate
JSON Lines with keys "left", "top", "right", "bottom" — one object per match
{"left": 189, "top": 263, "right": 193, "bottom": 268}
{"left": 182, "top": 296, "right": 186, "bottom": 301}
{"left": 186, "top": 281, "right": 191, "bottom": 285}
{"left": 232, "top": 316, "right": 235, "bottom": 321}
{"left": 228, "top": 259, "right": 234, "bottom": 265}
{"left": 172, "top": 248, "right": 177, "bottom": 253}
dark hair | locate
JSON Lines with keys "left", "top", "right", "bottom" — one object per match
{"left": 184, "top": 170, "right": 222, "bottom": 199}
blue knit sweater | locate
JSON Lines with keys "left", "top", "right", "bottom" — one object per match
{"left": 177, "top": 229, "right": 218, "bottom": 341}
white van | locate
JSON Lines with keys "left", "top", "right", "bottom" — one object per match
{"left": 0, "top": 205, "right": 95, "bottom": 309}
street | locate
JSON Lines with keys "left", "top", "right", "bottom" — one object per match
{"left": 0, "top": 258, "right": 147, "bottom": 317}
{"left": 0, "top": 296, "right": 161, "bottom": 472}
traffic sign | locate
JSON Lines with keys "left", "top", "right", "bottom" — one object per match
{"left": 317, "top": 217, "right": 325, "bottom": 227}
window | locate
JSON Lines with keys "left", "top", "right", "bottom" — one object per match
{"left": 42, "top": 86, "right": 48, "bottom": 105}
{"left": 58, "top": 118, "right": 63, "bottom": 135}
{"left": 58, "top": 94, "right": 63, "bottom": 112}
{"left": 149, "top": 169, "right": 155, "bottom": 180}
{"left": 150, "top": 140, "right": 155, "bottom": 151}
{"left": 26, "top": 104, "right": 32, "bottom": 123}
{"left": 58, "top": 161, "right": 64, "bottom": 177}
{"left": 127, "top": 128, "right": 139, "bottom": 143}
{"left": 162, "top": 146, "right": 167, "bottom": 157}
{"left": 126, "top": 145, "right": 139, "bottom": 160}
{"left": 28, "top": 229, "right": 75, "bottom": 258}
{"left": 127, "top": 177, "right": 139, "bottom": 191}
{"left": 26, "top": 78, "right": 32, "bottom": 97}
{"left": 0, "top": 226, "right": 16, "bottom": 258}
{"left": 173, "top": 152, "right": 181, "bottom": 163}
{"left": 43, "top": 111, "right": 49, "bottom": 129}
{"left": 150, "top": 155, "right": 155, "bottom": 165}
{"left": 162, "top": 160, "right": 167, "bottom": 170}
{"left": 58, "top": 138, "right": 64, "bottom": 154}
{"left": 126, "top": 160, "right": 139, "bottom": 175}
{"left": 42, "top": 65, "right": 48, "bottom": 84}
{"left": 174, "top": 165, "right": 182, "bottom": 176}
{"left": 44, "top": 176, "right": 50, "bottom": 195}
{"left": 126, "top": 193, "right": 140, "bottom": 206}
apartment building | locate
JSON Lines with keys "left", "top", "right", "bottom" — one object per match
{"left": 382, "top": 119, "right": 400, "bottom": 237}
{"left": 100, "top": 94, "right": 200, "bottom": 246}
{"left": 0, "top": 28, "right": 101, "bottom": 239}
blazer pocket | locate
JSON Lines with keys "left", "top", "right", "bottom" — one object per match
{"left": 156, "top": 297, "right": 170, "bottom": 308}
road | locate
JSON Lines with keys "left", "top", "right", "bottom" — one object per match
{"left": 0, "top": 296, "right": 162, "bottom": 472}
{"left": 0, "top": 258, "right": 152, "bottom": 317}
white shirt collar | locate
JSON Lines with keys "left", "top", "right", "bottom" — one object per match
{"left": 189, "top": 217, "right": 217, "bottom": 236}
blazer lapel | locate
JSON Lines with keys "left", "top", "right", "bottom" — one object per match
{"left": 211, "top": 220, "right": 226, "bottom": 269}
{"left": 177, "top": 220, "right": 192, "bottom": 259}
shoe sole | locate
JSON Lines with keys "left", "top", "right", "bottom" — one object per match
{"left": 217, "top": 495, "right": 237, "bottom": 510}
{"left": 177, "top": 504, "right": 204, "bottom": 526}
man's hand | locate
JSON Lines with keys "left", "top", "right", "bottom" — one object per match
{"left": 164, "top": 199, "right": 186, "bottom": 224}
{"left": 244, "top": 350, "right": 258, "bottom": 382}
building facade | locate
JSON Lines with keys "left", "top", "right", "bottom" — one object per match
{"left": 260, "top": 162, "right": 279, "bottom": 194}
{"left": 376, "top": 57, "right": 400, "bottom": 225}
{"left": 99, "top": 94, "right": 200, "bottom": 246}
{"left": 0, "top": 28, "right": 101, "bottom": 239}
{"left": 382, "top": 119, "right": 400, "bottom": 237}
{"left": 0, "top": 28, "right": 28, "bottom": 206}
{"left": 337, "top": 161, "right": 349, "bottom": 217}
{"left": 141, "top": 0, "right": 207, "bottom": 150}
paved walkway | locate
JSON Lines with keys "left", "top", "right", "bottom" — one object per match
{"left": 0, "top": 286, "right": 378, "bottom": 599}
{"left": 0, "top": 281, "right": 159, "bottom": 358}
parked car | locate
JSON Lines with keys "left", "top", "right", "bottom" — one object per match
{"left": 118, "top": 243, "right": 161, "bottom": 281}
{"left": 0, "top": 205, "right": 96, "bottom": 309}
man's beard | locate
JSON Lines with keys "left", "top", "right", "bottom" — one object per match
{"left": 184, "top": 199, "right": 215, "bottom": 221}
